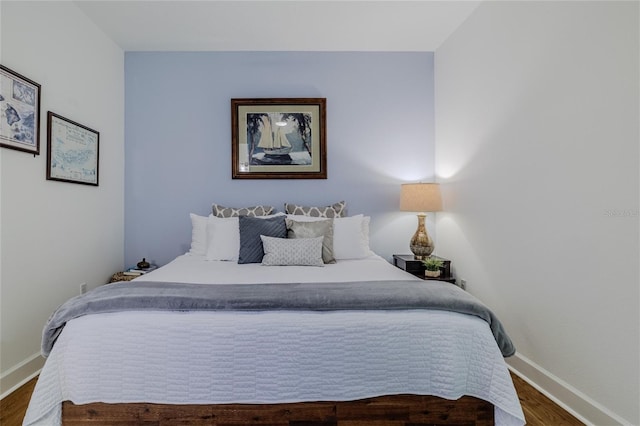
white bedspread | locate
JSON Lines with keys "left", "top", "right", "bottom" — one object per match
{"left": 23, "top": 255, "right": 525, "bottom": 426}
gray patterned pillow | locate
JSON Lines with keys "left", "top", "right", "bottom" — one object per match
{"left": 260, "top": 236, "right": 324, "bottom": 267}
{"left": 213, "top": 203, "right": 275, "bottom": 218}
{"left": 286, "top": 218, "right": 335, "bottom": 264}
{"left": 238, "top": 215, "right": 287, "bottom": 264}
{"left": 284, "top": 201, "right": 346, "bottom": 218}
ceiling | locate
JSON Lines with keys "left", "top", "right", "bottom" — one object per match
{"left": 74, "top": 1, "right": 481, "bottom": 52}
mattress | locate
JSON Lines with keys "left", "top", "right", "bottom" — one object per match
{"left": 136, "top": 252, "right": 419, "bottom": 284}
{"left": 23, "top": 254, "right": 525, "bottom": 426}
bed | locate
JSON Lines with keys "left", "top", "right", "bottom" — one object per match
{"left": 23, "top": 207, "right": 525, "bottom": 426}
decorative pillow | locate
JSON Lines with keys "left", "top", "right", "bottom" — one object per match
{"left": 332, "top": 214, "right": 374, "bottom": 260}
{"left": 284, "top": 201, "right": 346, "bottom": 218}
{"left": 238, "top": 215, "right": 287, "bottom": 264}
{"left": 212, "top": 203, "right": 275, "bottom": 218}
{"left": 260, "top": 235, "right": 324, "bottom": 267}
{"left": 205, "top": 217, "right": 240, "bottom": 261}
{"left": 189, "top": 213, "right": 211, "bottom": 256}
{"left": 286, "top": 218, "right": 335, "bottom": 264}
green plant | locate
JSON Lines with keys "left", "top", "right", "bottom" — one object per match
{"left": 422, "top": 257, "right": 444, "bottom": 271}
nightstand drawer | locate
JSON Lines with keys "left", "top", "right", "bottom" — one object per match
{"left": 393, "top": 255, "right": 424, "bottom": 275}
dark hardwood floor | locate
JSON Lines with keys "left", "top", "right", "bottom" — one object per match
{"left": 1, "top": 373, "right": 584, "bottom": 425}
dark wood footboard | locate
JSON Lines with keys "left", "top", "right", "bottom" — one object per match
{"left": 62, "top": 394, "right": 494, "bottom": 425}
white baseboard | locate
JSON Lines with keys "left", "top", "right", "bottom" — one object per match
{"left": 0, "top": 352, "right": 44, "bottom": 400}
{"left": 507, "top": 352, "right": 631, "bottom": 426}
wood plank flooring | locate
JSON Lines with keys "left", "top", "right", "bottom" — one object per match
{"left": 0, "top": 376, "right": 38, "bottom": 426}
{"left": 511, "top": 373, "right": 584, "bottom": 426}
{"left": 1, "top": 373, "right": 584, "bottom": 426}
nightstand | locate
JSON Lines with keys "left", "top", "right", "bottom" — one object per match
{"left": 108, "top": 272, "right": 138, "bottom": 283}
{"left": 392, "top": 254, "right": 456, "bottom": 284}
{"left": 109, "top": 264, "right": 158, "bottom": 283}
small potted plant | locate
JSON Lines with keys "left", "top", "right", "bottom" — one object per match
{"left": 422, "top": 257, "right": 444, "bottom": 278}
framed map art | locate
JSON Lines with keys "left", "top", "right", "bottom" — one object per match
{"left": 0, "top": 65, "right": 41, "bottom": 155}
{"left": 47, "top": 112, "right": 99, "bottom": 186}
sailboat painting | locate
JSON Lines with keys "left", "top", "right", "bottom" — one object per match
{"left": 232, "top": 98, "right": 327, "bottom": 179}
{"left": 250, "top": 112, "right": 309, "bottom": 166}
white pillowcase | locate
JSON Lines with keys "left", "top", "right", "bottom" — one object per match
{"left": 286, "top": 214, "right": 373, "bottom": 260}
{"left": 333, "top": 215, "right": 373, "bottom": 259}
{"left": 189, "top": 213, "right": 211, "bottom": 256}
{"left": 206, "top": 217, "right": 240, "bottom": 261}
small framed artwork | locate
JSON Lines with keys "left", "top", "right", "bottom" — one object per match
{"left": 231, "top": 98, "right": 327, "bottom": 179}
{"left": 0, "top": 64, "right": 41, "bottom": 155}
{"left": 47, "top": 112, "right": 99, "bottom": 186}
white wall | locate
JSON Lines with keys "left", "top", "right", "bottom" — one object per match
{"left": 435, "top": 1, "right": 638, "bottom": 425}
{"left": 0, "top": 1, "right": 124, "bottom": 395}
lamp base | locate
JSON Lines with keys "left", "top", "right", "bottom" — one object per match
{"left": 409, "top": 213, "right": 434, "bottom": 260}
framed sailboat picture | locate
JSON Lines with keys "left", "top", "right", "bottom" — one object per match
{"left": 231, "top": 98, "right": 327, "bottom": 179}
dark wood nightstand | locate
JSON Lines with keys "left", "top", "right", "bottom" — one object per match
{"left": 392, "top": 254, "right": 456, "bottom": 284}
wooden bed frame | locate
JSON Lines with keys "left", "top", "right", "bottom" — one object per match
{"left": 62, "top": 395, "right": 494, "bottom": 425}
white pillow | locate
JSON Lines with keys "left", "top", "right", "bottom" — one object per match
{"left": 205, "top": 217, "right": 240, "bottom": 261}
{"left": 206, "top": 213, "right": 286, "bottom": 261}
{"left": 331, "top": 215, "right": 374, "bottom": 260}
{"left": 189, "top": 213, "right": 211, "bottom": 256}
{"left": 260, "top": 235, "right": 324, "bottom": 267}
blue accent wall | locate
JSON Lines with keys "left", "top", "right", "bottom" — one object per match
{"left": 125, "top": 52, "right": 435, "bottom": 267}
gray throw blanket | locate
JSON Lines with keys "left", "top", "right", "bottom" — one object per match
{"left": 42, "top": 280, "right": 515, "bottom": 357}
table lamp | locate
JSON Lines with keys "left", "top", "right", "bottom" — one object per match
{"left": 400, "top": 182, "right": 442, "bottom": 259}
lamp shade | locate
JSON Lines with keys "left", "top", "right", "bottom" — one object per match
{"left": 400, "top": 183, "right": 442, "bottom": 212}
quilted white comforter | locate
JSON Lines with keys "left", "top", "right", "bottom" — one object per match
{"left": 23, "top": 254, "right": 525, "bottom": 426}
